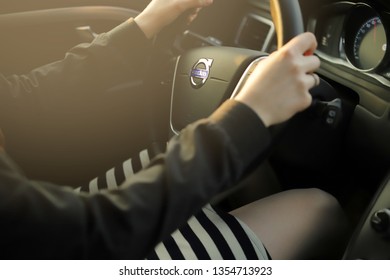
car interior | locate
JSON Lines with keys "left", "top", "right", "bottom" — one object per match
{"left": 0, "top": 0, "right": 389, "bottom": 259}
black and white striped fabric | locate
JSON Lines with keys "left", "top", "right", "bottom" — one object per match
{"left": 75, "top": 145, "right": 270, "bottom": 260}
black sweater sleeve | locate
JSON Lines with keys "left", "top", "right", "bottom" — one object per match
{"left": 0, "top": 19, "right": 151, "bottom": 113}
{"left": 0, "top": 99, "right": 271, "bottom": 259}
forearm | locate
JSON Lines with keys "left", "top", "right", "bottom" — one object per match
{"left": 0, "top": 19, "right": 151, "bottom": 112}
{"left": 0, "top": 100, "right": 270, "bottom": 259}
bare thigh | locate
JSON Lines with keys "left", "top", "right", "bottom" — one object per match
{"left": 229, "top": 188, "right": 349, "bottom": 259}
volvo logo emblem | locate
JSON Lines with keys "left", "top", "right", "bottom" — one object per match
{"left": 190, "top": 58, "right": 213, "bottom": 89}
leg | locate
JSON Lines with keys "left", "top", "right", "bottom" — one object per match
{"left": 229, "top": 188, "right": 350, "bottom": 259}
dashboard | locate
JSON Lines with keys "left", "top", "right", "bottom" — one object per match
{"left": 190, "top": 0, "right": 390, "bottom": 105}
{"left": 305, "top": 0, "right": 390, "bottom": 167}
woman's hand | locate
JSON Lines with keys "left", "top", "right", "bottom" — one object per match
{"left": 235, "top": 32, "right": 321, "bottom": 127}
{"left": 134, "top": 0, "right": 213, "bottom": 39}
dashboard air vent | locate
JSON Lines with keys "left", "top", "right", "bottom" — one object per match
{"left": 235, "top": 14, "right": 274, "bottom": 51}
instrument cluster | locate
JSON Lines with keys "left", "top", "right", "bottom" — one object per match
{"left": 311, "top": 1, "right": 390, "bottom": 84}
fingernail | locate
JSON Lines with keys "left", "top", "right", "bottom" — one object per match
{"left": 201, "top": 0, "right": 213, "bottom": 5}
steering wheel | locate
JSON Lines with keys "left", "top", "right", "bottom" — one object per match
{"left": 168, "top": 0, "right": 304, "bottom": 136}
{"left": 270, "top": 0, "right": 304, "bottom": 49}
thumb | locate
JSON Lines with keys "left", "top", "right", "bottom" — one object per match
{"left": 183, "top": 0, "right": 213, "bottom": 10}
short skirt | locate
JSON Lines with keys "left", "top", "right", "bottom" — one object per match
{"left": 147, "top": 204, "right": 270, "bottom": 260}
{"left": 77, "top": 146, "right": 270, "bottom": 260}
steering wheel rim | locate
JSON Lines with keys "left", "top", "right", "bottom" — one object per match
{"left": 270, "top": 0, "right": 304, "bottom": 48}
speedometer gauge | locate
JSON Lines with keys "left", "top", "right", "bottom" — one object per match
{"left": 345, "top": 4, "right": 388, "bottom": 71}
{"left": 353, "top": 17, "right": 386, "bottom": 70}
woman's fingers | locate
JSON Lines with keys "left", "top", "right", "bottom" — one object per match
{"left": 280, "top": 33, "right": 320, "bottom": 74}
{"left": 307, "top": 73, "right": 320, "bottom": 88}
{"left": 285, "top": 32, "right": 318, "bottom": 56}
{"left": 183, "top": 0, "right": 213, "bottom": 9}
{"left": 234, "top": 32, "right": 321, "bottom": 127}
{"left": 135, "top": 0, "right": 213, "bottom": 38}
{"left": 301, "top": 55, "right": 321, "bottom": 75}
{"left": 186, "top": 8, "right": 202, "bottom": 24}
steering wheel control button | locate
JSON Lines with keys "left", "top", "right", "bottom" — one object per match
{"left": 310, "top": 98, "right": 343, "bottom": 128}
{"left": 371, "top": 209, "right": 390, "bottom": 234}
{"left": 190, "top": 58, "right": 213, "bottom": 89}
